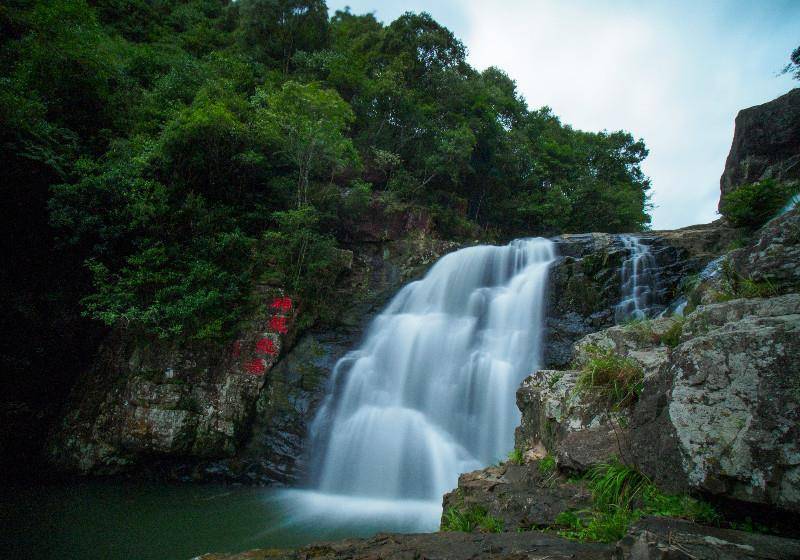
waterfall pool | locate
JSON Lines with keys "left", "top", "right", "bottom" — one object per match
{"left": 1, "top": 481, "right": 441, "bottom": 560}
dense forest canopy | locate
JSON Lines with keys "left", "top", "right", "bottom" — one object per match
{"left": 1, "top": 0, "right": 652, "bottom": 360}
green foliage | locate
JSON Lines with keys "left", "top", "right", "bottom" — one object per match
{"left": 507, "top": 448, "right": 524, "bottom": 465}
{"left": 575, "top": 346, "right": 644, "bottom": 409}
{"left": 441, "top": 506, "right": 504, "bottom": 533}
{"left": 587, "top": 460, "right": 648, "bottom": 510}
{"left": 558, "top": 460, "right": 719, "bottom": 543}
{"left": 623, "top": 318, "right": 659, "bottom": 346}
{"left": 720, "top": 179, "right": 798, "bottom": 229}
{"left": 538, "top": 454, "right": 556, "bottom": 474}
{"left": 782, "top": 45, "right": 800, "bottom": 81}
{"left": 4, "top": 0, "right": 655, "bottom": 349}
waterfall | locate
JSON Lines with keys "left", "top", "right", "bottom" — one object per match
{"left": 306, "top": 238, "right": 556, "bottom": 505}
{"left": 614, "top": 235, "right": 657, "bottom": 323}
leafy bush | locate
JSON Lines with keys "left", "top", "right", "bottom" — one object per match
{"left": 720, "top": 179, "right": 798, "bottom": 229}
{"left": 441, "top": 506, "right": 503, "bottom": 533}
{"left": 574, "top": 345, "right": 644, "bottom": 408}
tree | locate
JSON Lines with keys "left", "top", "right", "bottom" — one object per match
{"left": 252, "top": 81, "right": 359, "bottom": 207}
{"left": 239, "top": 0, "right": 329, "bottom": 72}
{"left": 782, "top": 45, "right": 800, "bottom": 80}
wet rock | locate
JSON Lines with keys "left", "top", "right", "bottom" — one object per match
{"left": 719, "top": 87, "right": 800, "bottom": 210}
{"left": 47, "top": 289, "right": 298, "bottom": 475}
{"left": 195, "top": 530, "right": 616, "bottom": 560}
{"left": 617, "top": 516, "right": 800, "bottom": 560}
{"left": 441, "top": 462, "right": 592, "bottom": 531}
{"left": 731, "top": 207, "right": 800, "bottom": 293}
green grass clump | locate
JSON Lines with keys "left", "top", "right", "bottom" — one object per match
{"left": 556, "top": 460, "right": 719, "bottom": 543}
{"left": 507, "top": 448, "right": 524, "bottom": 465}
{"left": 441, "top": 506, "right": 504, "bottom": 533}
{"left": 624, "top": 318, "right": 660, "bottom": 346}
{"left": 575, "top": 345, "right": 644, "bottom": 409}
{"left": 538, "top": 454, "right": 556, "bottom": 474}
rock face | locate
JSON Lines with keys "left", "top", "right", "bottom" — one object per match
{"left": 633, "top": 294, "right": 800, "bottom": 511}
{"left": 719, "top": 87, "right": 800, "bottom": 210}
{"left": 47, "top": 288, "right": 297, "bottom": 474}
{"left": 544, "top": 225, "right": 735, "bottom": 369}
{"left": 441, "top": 462, "right": 592, "bottom": 531}
{"left": 46, "top": 225, "right": 460, "bottom": 479}
{"left": 196, "top": 531, "right": 617, "bottom": 560}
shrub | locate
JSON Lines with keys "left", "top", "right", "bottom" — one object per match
{"left": 441, "top": 506, "right": 504, "bottom": 533}
{"left": 574, "top": 345, "right": 644, "bottom": 408}
{"left": 720, "top": 179, "right": 798, "bottom": 229}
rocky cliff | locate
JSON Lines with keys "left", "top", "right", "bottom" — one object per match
{"left": 46, "top": 204, "right": 459, "bottom": 479}
{"left": 719, "top": 87, "right": 800, "bottom": 209}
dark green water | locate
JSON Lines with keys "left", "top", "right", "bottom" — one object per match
{"left": 1, "top": 481, "right": 440, "bottom": 560}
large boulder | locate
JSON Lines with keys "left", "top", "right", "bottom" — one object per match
{"left": 719, "top": 88, "right": 800, "bottom": 210}
{"left": 516, "top": 318, "right": 677, "bottom": 473}
{"left": 632, "top": 294, "right": 800, "bottom": 512}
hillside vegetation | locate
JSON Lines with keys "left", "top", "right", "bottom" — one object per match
{"left": 1, "top": 1, "right": 651, "bottom": 364}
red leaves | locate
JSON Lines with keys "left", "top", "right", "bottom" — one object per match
{"left": 270, "top": 296, "right": 293, "bottom": 313}
{"left": 269, "top": 316, "right": 288, "bottom": 334}
{"left": 243, "top": 358, "right": 266, "bottom": 375}
{"left": 238, "top": 295, "right": 293, "bottom": 376}
{"left": 255, "top": 337, "right": 277, "bottom": 356}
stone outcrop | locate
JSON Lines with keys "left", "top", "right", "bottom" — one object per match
{"left": 719, "top": 88, "right": 800, "bottom": 210}
{"left": 47, "top": 288, "right": 297, "bottom": 474}
{"left": 195, "top": 530, "right": 617, "bottom": 560}
{"left": 544, "top": 224, "right": 735, "bottom": 368}
{"left": 515, "top": 317, "right": 676, "bottom": 474}
{"left": 46, "top": 224, "right": 460, "bottom": 479}
{"left": 632, "top": 294, "right": 800, "bottom": 511}
{"left": 441, "top": 462, "right": 592, "bottom": 531}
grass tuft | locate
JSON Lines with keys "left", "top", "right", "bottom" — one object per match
{"left": 507, "top": 448, "right": 524, "bottom": 465}
{"left": 538, "top": 454, "right": 556, "bottom": 475}
{"left": 574, "top": 345, "right": 644, "bottom": 409}
{"left": 441, "top": 506, "right": 504, "bottom": 533}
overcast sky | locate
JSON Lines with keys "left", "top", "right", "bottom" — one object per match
{"left": 327, "top": 0, "right": 798, "bottom": 229}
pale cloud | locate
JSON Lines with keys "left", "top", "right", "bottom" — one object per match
{"left": 330, "top": 0, "right": 798, "bottom": 229}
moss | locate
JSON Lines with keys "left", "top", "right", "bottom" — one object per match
{"left": 661, "top": 317, "right": 685, "bottom": 348}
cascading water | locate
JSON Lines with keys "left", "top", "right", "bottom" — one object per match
{"left": 614, "top": 235, "right": 657, "bottom": 323}
{"left": 282, "top": 238, "right": 555, "bottom": 531}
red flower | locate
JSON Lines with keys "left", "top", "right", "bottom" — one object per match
{"left": 231, "top": 340, "right": 242, "bottom": 359}
{"left": 243, "top": 358, "right": 266, "bottom": 375}
{"left": 269, "top": 316, "right": 288, "bottom": 334}
{"left": 255, "top": 337, "right": 278, "bottom": 356}
{"left": 270, "top": 296, "right": 293, "bottom": 313}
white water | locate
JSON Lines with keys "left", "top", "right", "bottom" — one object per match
{"left": 614, "top": 235, "right": 657, "bottom": 323}
{"left": 291, "top": 238, "right": 555, "bottom": 529}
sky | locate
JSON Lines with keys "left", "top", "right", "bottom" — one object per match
{"left": 327, "top": 0, "right": 799, "bottom": 229}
